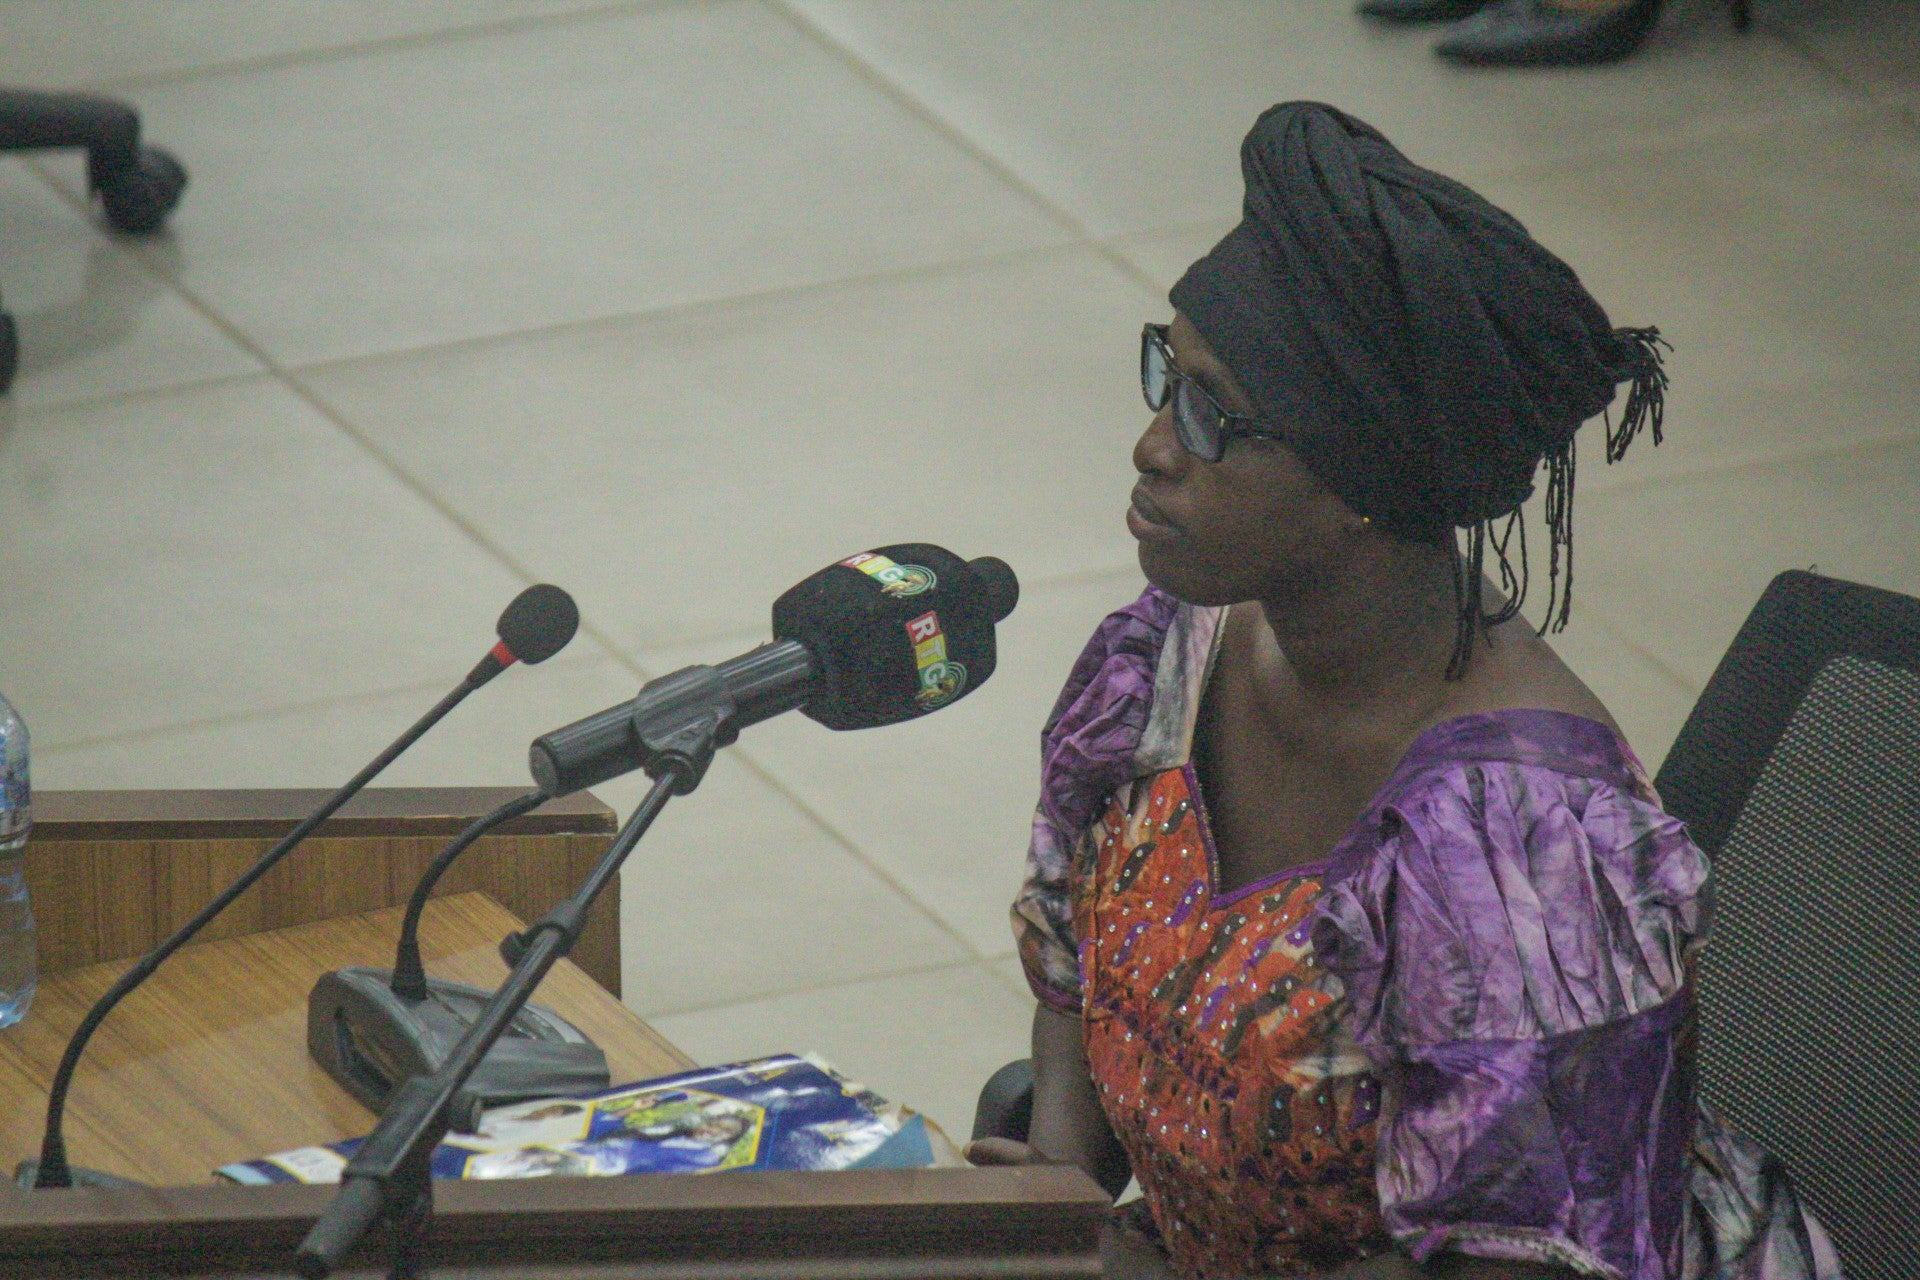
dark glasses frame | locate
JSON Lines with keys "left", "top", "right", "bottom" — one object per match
{"left": 1140, "top": 322, "right": 1284, "bottom": 462}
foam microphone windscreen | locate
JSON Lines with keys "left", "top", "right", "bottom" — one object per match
{"left": 966, "top": 556, "right": 1019, "bottom": 624}
{"left": 497, "top": 584, "right": 580, "bottom": 664}
{"left": 772, "top": 544, "right": 1015, "bottom": 731}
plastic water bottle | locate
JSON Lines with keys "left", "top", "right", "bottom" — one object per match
{"left": 0, "top": 689, "right": 35, "bottom": 1030}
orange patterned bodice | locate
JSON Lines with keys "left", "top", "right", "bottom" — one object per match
{"left": 1073, "top": 764, "right": 1392, "bottom": 1279}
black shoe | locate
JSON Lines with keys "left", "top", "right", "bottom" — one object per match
{"left": 1433, "top": 0, "right": 1662, "bottom": 66}
{"left": 1356, "top": 0, "right": 1497, "bottom": 22}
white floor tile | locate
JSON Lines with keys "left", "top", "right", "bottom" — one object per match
{"left": 1476, "top": 110, "right": 1920, "bottom": 494}
{"left": 1534, "top": 613, "right": 1700, "bottom": 774}
{"left": 1575, "top": 439, "right": 1920, "bottom": 693}
{"left": 1766, "top": 0, "right": 1920, "bottom": 117}
{"left": 611, "top": 752, "right": 971, "bottom": 1020}
{"left": 789, "top": 0, "right": 1855, "bottom": 239}
{"left": 1105, "top": 221, "right": 1235, "bottom": 297}
{"left": 303, "top": 248, "right": 1154, "bottom": 652}
{"left": 0, "top": 160, "right": 262, "bottom": 408}
{"left": 31, "top": 650, "right": 640, "bottom": 789}
{"left": 0, "top": 0, "right": 612, "bottom": 87}
{"left": 56, "top": 1, "right": 1066, "bottom": 366}
{"left": 987, "top": 952, "right": 1032, "bottom": 1002}
{"left": 650, "top": 960, "right": 1034, "bottom": 1144}
{"left": 0, "top": 376, "right": 528, "bottom": 746}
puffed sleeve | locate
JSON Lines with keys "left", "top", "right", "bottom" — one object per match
{"left": 1011, "top": 587, "right": 1180, "bottom": 1012}
{"left": 1312, "top": 761, "right": 1711, "bottom": 1280}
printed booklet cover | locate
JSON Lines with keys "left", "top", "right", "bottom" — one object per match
{"left": 219, "top": 1054, "right": 953, "bottom": 1185}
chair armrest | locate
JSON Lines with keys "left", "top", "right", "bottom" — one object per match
{"left": 971, "top": 1058, "right": 1035, "bottom": 1143}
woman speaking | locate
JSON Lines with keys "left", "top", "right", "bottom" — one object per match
{"left": 975, "top": 103, "right": 1840, "bottom": 1280}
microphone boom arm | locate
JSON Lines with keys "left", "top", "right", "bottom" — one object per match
{"left": 529, "top": 641, "right": 813, "bottom": 798}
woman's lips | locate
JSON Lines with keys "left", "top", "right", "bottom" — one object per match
{"left": 1127, "top": 485, "right": 1179, "bottom": 539}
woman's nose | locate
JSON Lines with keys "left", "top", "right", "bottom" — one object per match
{"left": 1134, "top": 405, "right": 1186, "bottom": 477}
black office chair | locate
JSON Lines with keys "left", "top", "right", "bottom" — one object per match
{"left": 0, "top": 87, "right": 189, "bottom": 395}
{"left": 1654, "top": 569, "right": 1920, "bottom": 1280}
{"left": 974, "top": 570, "right": 1918, "bottom": 1279}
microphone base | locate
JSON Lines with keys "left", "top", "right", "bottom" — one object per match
{"left": 308, "top": 968, "right": 609, "bottom": 1116}
{"left": 13, "top": 1159, "right": 146, "bottom": 1189}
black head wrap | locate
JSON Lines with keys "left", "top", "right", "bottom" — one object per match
{"left": 1170, "top": 101, "right": 1668, "bottom": 676}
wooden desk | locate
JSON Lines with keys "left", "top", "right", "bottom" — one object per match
{"left": 0, "top": 790, "right": 1110, "bottom": 1277}
{"left": 0, "top": 1166, "right": 1109, "bottom": 1278}
{"left": 0, "top": 893, "right": 690, "bottom": 1186}
{"left": 0, "top": 903, "right": 1108, "bottom": 1280}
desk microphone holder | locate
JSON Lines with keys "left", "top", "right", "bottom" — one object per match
{"left": 296, "top": 671, "right": 733, "bottom": 1280}
{"left": 307, "top": 793, "right": 611, "bottom": 1114}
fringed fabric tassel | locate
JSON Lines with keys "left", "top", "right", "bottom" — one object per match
{"left": 1449, "top": 511, "right": 1526, "bottom": 680}
{"left": 1449, "top": 438, "right": 1579, "bottom": 677}
{"left": 1605, "top": 326, "right": 1671, "bottom": 463}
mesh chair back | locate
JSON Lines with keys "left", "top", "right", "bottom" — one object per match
{"left": 1655, "top": 571, "right": 1920, "bottom": 1280}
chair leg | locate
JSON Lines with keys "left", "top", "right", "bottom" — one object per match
{"left": 1, "top": 294, "right": 19, "bottom": 397}
{"left": 0, "top": 88, "right": 188, "bottom": 234}
{"left": 0, "top": 88, "right": 140, "bottom": 176}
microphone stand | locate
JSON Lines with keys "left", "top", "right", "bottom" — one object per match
{"left": 296, "top": 672, "right": 734, "bottom": 1280}
{"left": 26, "top": 675, "right": 490, "bottom": 1190}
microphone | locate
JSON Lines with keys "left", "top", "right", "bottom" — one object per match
{"left": 295, "top": 549, "right": 1014, "bottom": 1277}
{"left": 469, "top": 582, "right": 577, "bottom": 680}
{"left": 530, "top": 545, "right": 1018, "bottom": 798}
{"left": 307, "top": 790, "right": 611, "bottom": 1116}
{"left": 20, "top": 585, "right": 578, "bottom": 1190}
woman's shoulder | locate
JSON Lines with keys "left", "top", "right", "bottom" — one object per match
{"left": 1334, "top": 708, "right": 1679, "bottom": 870}
{"left": 1039, "top": 585, "right": 1224, "bottom": 776}
{"left": 1031, "top": 587, "right": 1218, "bottom": 864}
{"left": 1041, "top": 584, "right": 1185, "bottom": 736}
{"left": 1314, "top": 709, "right": 1710, "bottom": 1047}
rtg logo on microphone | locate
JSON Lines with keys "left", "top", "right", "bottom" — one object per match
{"left": 840, "top": 551, "right": 937, "bottom": 599}
{"left": 905, "top": 611, "right": 967, "bottom": 709}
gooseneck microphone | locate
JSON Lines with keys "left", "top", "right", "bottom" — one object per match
{"left": 532, "top": 544, "right": 1018, "bottom": 798}
{"left": 470, "top": 582, "right": 577, "bottom": 679}
{"left": 387, "top": 793, "right": 547, "bottom": 1003}
{"left": 23, "top": 585, "right": 578, "bottom": 1190}
{"left": 305, "top": 787, "right": 609, "bottom": 1116}
{"left": 309, "top": 548, "right": 1022, "bottom": 1117}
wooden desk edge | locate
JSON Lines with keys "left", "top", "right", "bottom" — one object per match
{"left": 0, "top": 1165, "right": 1110, "bottom": 1226}
{"left": 33, "top": 787, "right": 619, "bottom": 841}
{"left": 0, "top": 1167, "right": 1111, "bottom": 1275}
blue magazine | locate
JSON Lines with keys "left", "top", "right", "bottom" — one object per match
{"left": 219, "top": 1054, "right": 941, "bottom": 1185}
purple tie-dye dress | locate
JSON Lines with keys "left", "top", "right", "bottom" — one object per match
{"left": 1012, "top": 586, "right": 1843, "bottom": 1280}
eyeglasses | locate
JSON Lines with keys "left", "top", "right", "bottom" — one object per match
{"left": 1140, "top": 323, "right": 1282, "bottom": 462}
